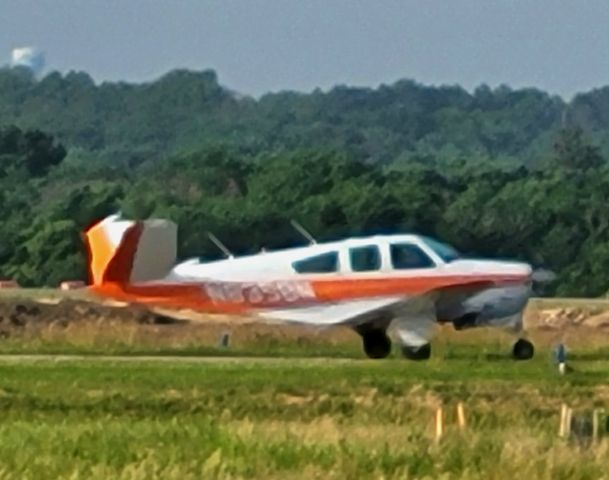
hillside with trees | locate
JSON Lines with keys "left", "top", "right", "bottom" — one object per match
{"left": 2, "top": 67, "right": 609, "bottom": 296}
{"left": 0, "top": 66, "right": 578, "bottom": 166}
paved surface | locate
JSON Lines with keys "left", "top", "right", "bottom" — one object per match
{"left": 0, "top": 354, "right": 359, "bottom": 364}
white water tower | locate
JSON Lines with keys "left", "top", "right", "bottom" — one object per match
{"left": 10, "top": 47, "right": 45, "bottom": 75}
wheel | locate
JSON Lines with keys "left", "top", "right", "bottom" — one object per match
{"left": 401, "top": 343, "right": 431, "bottom": 360}
{"left": 362, "top": 330, "right": 392, "bottom": 359}
{"left": 512, "top": 338, "right": 534, "bottom": 360}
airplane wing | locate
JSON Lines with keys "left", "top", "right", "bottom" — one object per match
{"left": 259, "top": 278, "right": 499, "bottom": 328}
{"left": 260, "top": 292, "right": 439, "bottom": 343}
{"left": 261, "top": 295, "right": 407, "bottom": 327}
{"left": 260, "top": 286, "right": 469, "bottom": 346}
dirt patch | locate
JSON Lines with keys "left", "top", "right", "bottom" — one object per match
{"left": 0, "top": 299, "right": 182, "bottom": 337}
{"left": 0, "top": 297, "right": 356, "bottom": 348}
{"left": 525, "top": 306, "right": 609, "bottom": 330}
{"left": 0, "top": 296, "right": 608, "bottom": 349}
{"left": 1, "top": 297, "right": 608, "bottom": 333}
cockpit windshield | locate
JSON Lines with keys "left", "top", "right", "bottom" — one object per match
{"left": 423, "top": 237, "right": 460, "bottom": 263}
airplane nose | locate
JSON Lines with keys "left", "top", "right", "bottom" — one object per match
{"left": 494, "top": 262, "right": 533, "bottom": 287}
{"left": 499, "top": 262, "right": 532, "bottom": 278}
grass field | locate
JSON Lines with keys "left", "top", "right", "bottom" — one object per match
{"left": 0, "top": 349, "right": 608, "bottom": 479}
{"left": 0, "top": 291, "right": 608, "bottom": 477}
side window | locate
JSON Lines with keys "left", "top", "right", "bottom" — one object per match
{"left": 390, "top": 243, "right": 435, "bottom": 269}
{"left": 293, "top": 251, "right": 338, "bottom": 273}
{"left": 350, "top": 245, "right": 381, "bottom": 272}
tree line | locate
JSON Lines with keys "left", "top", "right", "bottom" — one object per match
{"left": 4, "top": 66, "right": 609, "bottom": 168}
{"left": 0, "top": 121, "right": 608, "bottom": 297}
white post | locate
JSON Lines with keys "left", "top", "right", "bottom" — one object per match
{"left": 434, "top": 407, "right": 443, "bottom": 443}
{"left": 559, "top": 404, "right": 568, "bottom": 438}
{"left": 593, "top": 409, "right": 600, "bottom": 443}
{"left": 457, "top": 402, "right": 466, "bottom": 430}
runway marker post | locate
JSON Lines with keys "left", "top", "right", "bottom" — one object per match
{"left": 559, "top": 404, "right": 572, "bottom": 439}
{"left": 593, "top": 409, "right": 601, "bottom": 443}
{"left": 457, "top": 402, "right": 466, "bottom": 430}
{"left": 555, "top": 343, "right": 567, "bottom": 375}
{"left": 434, "top": 407, "right": 444, "bottom": 443}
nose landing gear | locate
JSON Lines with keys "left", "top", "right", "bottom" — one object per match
{"left": 401, "top": 343, "right": 431, "bottom": 360}
{"left": 512, "top": 338, "right": 534, "bottom": 360}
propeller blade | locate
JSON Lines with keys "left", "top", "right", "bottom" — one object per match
{"left": 531, "top": 268, "right": 557, "bottom": 283}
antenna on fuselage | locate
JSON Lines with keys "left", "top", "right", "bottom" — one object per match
{"left": 207, "top": 232, "right": 234, "bottom": 259}
{"left": 290, "top": 220, "right": 317, "bottom": 245}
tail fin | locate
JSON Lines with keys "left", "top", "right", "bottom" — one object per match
{"left": 85, "top": 214, "right": 177, "bottom": 286}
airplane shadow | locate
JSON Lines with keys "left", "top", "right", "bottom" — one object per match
{"left": 445, "top": 351, "right": 609, "bottom": 362}
{"left": 566, "top": 353, "right": 609, "bottom": 361}
{"left": 441, "top": 352, "right": 513, "bottom": 362}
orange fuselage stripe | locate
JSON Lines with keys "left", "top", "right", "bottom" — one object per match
{"left": 89, "top": 273, "right": 528, "bottom": 314}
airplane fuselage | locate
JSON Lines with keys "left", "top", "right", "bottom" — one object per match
{"left": 86, "top": 215, "right": 535, "bottom": 359}
{"left": 165, "top": 235, "right": 532, "bottom": 330}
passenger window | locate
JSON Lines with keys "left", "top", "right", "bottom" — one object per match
{"left": 293, "top": 251, "right": 338, "bottom": 273}
{"left": 350, "top": 245, "right": 381, "bottom": 272}
{"left": 390, "top": 244, "right": 434, "bottom": 269}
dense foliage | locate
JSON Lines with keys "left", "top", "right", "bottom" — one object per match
{"left": 2, "top": 67, "right": 609, "bottom": 295}
{"left": 0, "top": 66, "right": 580, "bottom": 165}
{"left": 0, "top": 120, "right": 606, "bottom": 295}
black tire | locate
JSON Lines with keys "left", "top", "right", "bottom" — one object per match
{"left": 401, "top": 343, "right": 431, "bottom": 361}
{"left": 362, "top": 330, "right": 392, "bottom": 359}
{"left": 512, "top": 338, "right": 534, "bottom": 360}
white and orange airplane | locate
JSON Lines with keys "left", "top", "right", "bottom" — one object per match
{"left": 85, "top": 214, "right": 538, "bottom": 360}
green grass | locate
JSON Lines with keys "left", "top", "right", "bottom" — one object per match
{"left": 0, "top": 352, "right": 607, "bottom": 479}
{"left": 0, "top": 291, "right": 607, "bottom": 477}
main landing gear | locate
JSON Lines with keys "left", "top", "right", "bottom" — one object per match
{"left": 360, "top": 329, "right": 392, "bottom": 359}
{"left": 512, "top": 338, "right": 535, "bottom": 360}
{"left": 357, "top": 330, "right": 534, "bottom": 361}
{"left": 358, "top": 329, "right": 433, "bottom": 360}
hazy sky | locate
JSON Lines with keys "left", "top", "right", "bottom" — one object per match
{"left": 1, "top": 0, "right": 609, "bottom": 98}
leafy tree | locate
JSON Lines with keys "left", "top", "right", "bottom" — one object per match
{"left": 0, "top": 125, "right": 66, "bottom": 176}
{"left": 552, "top": 127, "right": 603, "bottom": 170}
{"left": 0, "top": 67, "right": 568, "bottom": 166}
{"left": 6, "top": 219, "right": 84, "bottom": 287}
{"left": 3, "top": 71, "right": 609, "bottom": 296}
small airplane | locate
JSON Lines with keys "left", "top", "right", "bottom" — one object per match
{"left": 85, "top": 213, "right": 538, "bottom": 360}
